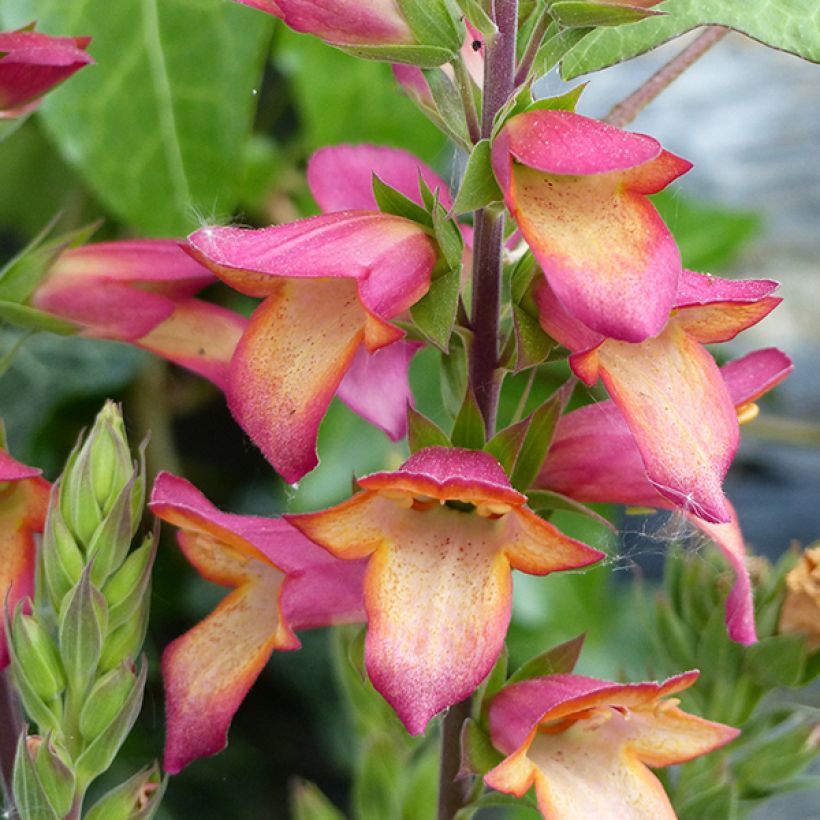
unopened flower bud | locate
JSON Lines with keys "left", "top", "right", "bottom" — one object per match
{"left": 33, "top": 735, "right": 76, "bottom": 817}
{"left": 42, "top": 499, "right": 84, "bottom": 608}
{"left": 99, "top": 603, "right": 148, "bottom": 673}
{"left": 11, "top": 612, "right": 66, "bottom": 701}
{"left": 779, "top": 544, "right": 820, "bottom": 650}
{"left": 84, "top": 762, "right": 164, "bottom": 820}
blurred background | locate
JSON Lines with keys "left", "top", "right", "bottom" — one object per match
{"left": 1, "top": 6, "right": 818, "bottom": 817}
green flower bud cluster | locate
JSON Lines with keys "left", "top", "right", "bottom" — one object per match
{"left": 652, "top": 546, "right": 820, "bottom": 819}
{"left": 8, "top": 401, "right": 162, "bottom": 820}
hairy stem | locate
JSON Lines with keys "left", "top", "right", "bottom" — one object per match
{"left": 437, "top": 697, "right": 473, "bottom": 820}
{"left": 604, "top": 26, "right": 729, "bottom": 128}
{"left": 0, "top": 669, "right": 22, "bottom": 806}
{"left": 467, "top": 0, "right": 519, "bottom": 437}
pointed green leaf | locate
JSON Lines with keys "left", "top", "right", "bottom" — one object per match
{"left": 422, "top": 66, "right": 471, "bottom": 146}
{"left": 407, "top": 407, "right": 452, "bottom": 453}
{"left": 342, "top": 43, "right": 455, "bottom": 67}
{"left": 451, "top": 388, "right": 486, "bottom": 449}
{"left": 453, "top": 139, "right": 503, "bottom": 214}
{"left": 458, "top": 0, "right": 497, "bottom": 37}
{"left": 432, "top": 205, "right": 464, "bottom": 270}
{"left": 440, "top": 329, "right": 471, "bottom": 416}
{"left": 104, "top": 533, "right": 157, "bottom": 631}
{"left": 372, "top": 174, "right": 433, "bottom": 226}
{"left": 561, "top": 0, "right": 820, "bottom": 81}
{"left": 484, "top": 416, "right": 530, "bottom": 474}
{"left": 744, "top": 634, "right": 807, "bottom": 688}
{"left": 532, "top": 26, "right": 592, "bottom": 78}
{"left": 550, "top": 1, "right": 663, "bottom": 29}
{"left": 353, "top": 735, "right": 404, "bottom": 820}
{"left": 654, "top": 595, "right": 696, "bottom": 670}
{"left": 512, "top": 304, "right": 553, "bottom": 372}
{"left": 524, "top": 83, "right": 588, "bottom": 113}
{"left": 410, "top": 267, "right": 461, "bottom": 351}
{"left": 1, "top": 0, "right": 274, "bottom": 235}
{"left": 399, "top": 0, "right": 465, "bottom": 54}
{"left": 0, "top": 300, "right": 79, "bottom": 335}
{"left": 508, "top": 634, "right": 586, "bottom": 684}
{"left": 509, "top": 390, "right": 566, "bottom": 491}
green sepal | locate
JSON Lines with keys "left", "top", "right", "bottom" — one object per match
{"left": 453, "top": 140, "right": 504, "bottom": 214}
{"left": 0, "top": 300, "right": 79, "bottom": 335}
{"left": 410, "top": 267, "right": 461, "bottom": 351}
{"left": 58, "top": 567, "right": 107, "bottom": 694}
{"left": 458, "top": 718, "right": 503, "bottom": 777}
{"left": 85, "top": 763, "right": 167, "bottom": 820}
{"left": 60, "top": 438, "right": 104, "bottom": 547}
{"left": 433, "top": 204, "right": 464, "bottom": 270}
{"left": 75, "top": 658, "right": 148, "bottom": 789}
{"left": 399, "top": 0, "right": 465, "bottom": 55}
{"left": 372, "top": 174, "right": 432, "bottom": 227}
{"left": 352, "top": 734, "right": 404, "bottom": 820}
{"left": 484, "top": 416, "right": 530, "bottom": 475}
{"left": 0, "top": 218, "right": 100, "bottom": 305}
{"left": 104, "top": 533, "right": 157, "bottom": 631}
{"left": 99, "top": 600, "right": 149, "bottom": 672}
{"left": 292, "top": 780, "right": 347, "bottom": 820}
{"left": 512, "top": 303, "right": 553, "bottom": 372}
{"left": 407, "top": 407, "right": 452, "bottom": 453}
{"left": 79, "top": 662, "right": 138, "bottom": 742}
{"left": 33, "top": 735, "right": 76, "bottom": 817}
{"left": 549, "top": 1, "right": 663, "bottom": 29}
{"left": 440, "top": 330, "right": 471, "bottom": 417}
{"left": 458, "top": 0, "right": 497, "bottom": 37}
{"left": 41, "top": 495, "right": 85, "bottom": 611}
{"left": 525, "top": 489, "right": 615, "bottom": 531}
{"left": 507, "top": 633, "right": 585, "bottom": 684}
{"left": 744, "top": 634, "right": 807, "bottom": 688}
{"left": 524, "top": 83, "right": 588, "bottom": 114}
{"left": 451, "top": 388, "right": 486, "bottom": 449}
{"left": 12, "top": 732, "right": 59, "bottom": 820}
{"left": 340, "top": 43, "right": 455, "bottom": 68}
{"left": 10, "top": 608, "right": 66, "bottom": 702}
{"left": 423, "top": 67, "right": 471, "bottom": 147}
{"left": 509, "top": 388, "right": 568, "bottom": 492}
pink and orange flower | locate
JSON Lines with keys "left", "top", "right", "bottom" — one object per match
{"left": 485, "top": 671, "right": 738, "bottom": 818}
{"left": 287, "top": 446, "right": 604, "bottom": 734}
{"left": 0, "top": 445, "right": 49, "bottom": 669}
{"left": 149, "top": 472, "right": 366, "bottom": 772}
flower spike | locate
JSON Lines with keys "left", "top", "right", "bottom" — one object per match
{"left": 287, "top": 447, "right": 603, "bottom": 734}
{"left": 493, "top": 110, "right": 691, "bottom": 342}
{"left": 149, "top": 473, "right": 365, "bottom": 771}
{"left": 485, "top": 672, "right": 738, "bottom": 819}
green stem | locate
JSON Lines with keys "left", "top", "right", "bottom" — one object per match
{"left": 0, "top": 669, "right": 22, "bottom": 807}
{"left": 453, "top": 55, "right": 481, "bottom": 144}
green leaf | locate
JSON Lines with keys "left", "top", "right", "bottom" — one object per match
{"left": 407, "top": 407, "right": 451, "bottom": 452}
{"left": 508, "top": 633, "right": 585, "bottom": 683}
{"left": 654, "top": 595, "right": 696, "bottom": 669}
{"left": 524, "top": 83, "right": 588, "bottom": 114}
{"left": 484, "top": 416, "right": 530, "bottom": 474}
{"left": 512, "top": 304, "right": 553, "bottom": 372}
{"left": 432, "top": 205, "right": 464, "bottom": 269}
{"left": 734, "top": 723, "right": 819, "bottom": 793}
{"left": 33, "top": 738, "right": 76, "bottom": 818}
{"left": 509, "top": 390, "right": 566, "bottom": 491}
{"left": 451, "top": 388, "right": 486, "bottom": 449}
{"left": 550, "top": 1, "right": 663, "bottom": 28}
{"left": 353, "top": 735, "right": 404, "bottom": 820}
{"left": 291, "top": 781, "right": 346, "bottom": 820}
{"left": 399, "top": 0, "right": 465, "bottom": 54}
{"left": 58, "top": 568, "right": 107, "bottom": 693}
{"left": 342, "top": 42, "right": 455, "bottom": 68}
{"left": 372, "top": 175, "right": 433, "bottom": 226}
{"left": 744, "top": 634, "right": 807, "bottom": 687}
{"left": 423, "top": 67, "right": 471, "bottom": 147}
{"left": 459, "top": 0, "right": 498, "bottom": 37}
{"left": 532, "top": 26, "right": 592, "bottom": 78}
{"left": 453, "top": 139, "right": 503, "bottom": 214}
{"left": 561, "top": 0, "right": 820, "bottom": 81}
{"left": 2, "top": 0, "right": 274, "bottom": 235}
{"left": 440, "top": 332, "right": 469, "bottom": 416}
{"left": 410, "top": 267, "right": 461, "bottom": 351}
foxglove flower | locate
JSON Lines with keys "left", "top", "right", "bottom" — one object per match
{"left": 0, "top": 445, "right": 49, "bottom": 668}
{"left": 287, "top": 447, "right": 603, "bottom": 734}
{"left": 537, "top": 348, "right": 793, "bottom": 644}
{"left": 492, "top": 110, "right": 691, "bottom": 341}
{"left": 187, "top": 209, "right": 438, "bottom": 482}
{"left": 485, "top": 671, "right": 738, "bottom": 818}
{"left": 32, "top": 240, "right": 247, "bottom": 389}
{"left": 0, "top": 27, "right": 92, "bottom": 119}
{"left": 536, "top": 271, "right": 781, "bottom": 523}
{"left": 149, "top": 473, "right": 366, "bottom": 772}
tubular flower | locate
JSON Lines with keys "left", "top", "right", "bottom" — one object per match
{"left": 32, "top": 239, "right": 247, "bottom": 389}
{"left": 537, "top": 348, "right": 793, "bottom": 645}
{"left": 0, "top": 445, "right": 49, "bottom": 669}
{"left": 286, "top": 447, "right": 603, "bottom": 734}
{"left": 187, "top": 209, "right": 438, "bottom": 483}
{"left": 149, "top": 472, "right": 366, "bottom": 773}
{"left": 0, "top": 27, "right": 92, "bottom": 119}
{"left": 485, "top": 671, "right": 739, "bottom": 819}
{"left": 492, "top": 110, "right": 691, "bottom": 342}
{"left": 536, "top": 270, "right": 781, "bottom": 524}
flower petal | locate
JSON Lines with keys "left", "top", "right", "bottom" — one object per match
{"left": 308, "top": 144, "right": 451, "bottom": 211}
{"left": 721, "top": 347, "right": 793, "bottom": 404}
{"left": 589, "top": 322, "right": 738, "bottom": 523}
{"left": 228, "top": 278, "right": 366, "bottom": 482}
{"left": 187, "top": 213, "right": 434, "bottom": 319}
{"left": 335, "top": 341, "right": 420, "bottom": 441}
{"left": 137, "top": 299, "right": 246, "bottom": 390}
